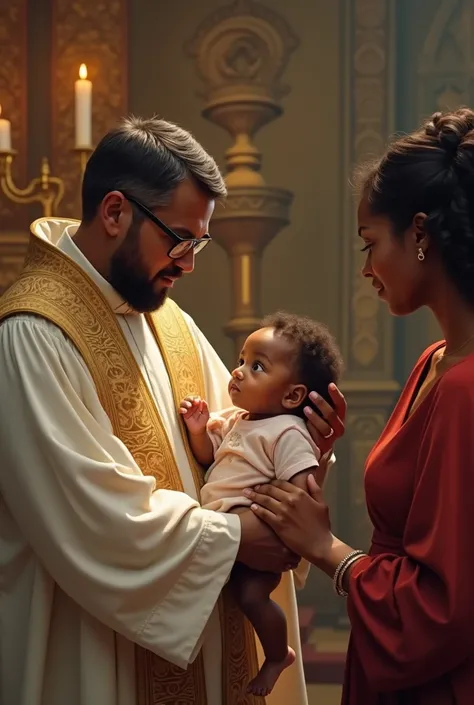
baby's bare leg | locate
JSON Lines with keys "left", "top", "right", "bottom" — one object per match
{"left": 231, "top": 562, "right": 295, "bottom": 696}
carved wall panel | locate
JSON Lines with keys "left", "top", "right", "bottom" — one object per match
{"left": 416, "top": 0, "right": 474, "bottom": 343}
{"left": 341, "top": 0, "right": 396, "bottom": 377}
{"left": 51, "top": 0, "right": 128, "bottom": 218}
{"left": 419, "top": 0, "right": 474, "bottom": 116}
{"left": 0, "top": 0, "right": 28, "bottom": 230}
{"left": 339, "top": 0, "right": 400, "bottom": 578}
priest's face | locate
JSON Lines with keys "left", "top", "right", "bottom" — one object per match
{"left": 109, "top": 179, "right": 215, "bottom": 313}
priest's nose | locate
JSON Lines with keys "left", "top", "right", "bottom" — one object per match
{"left": 175, "top": 249, "right": 195, "bottom": 274}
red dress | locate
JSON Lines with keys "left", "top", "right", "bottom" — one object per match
{"left": 343, "top": 343, "right": 474, "bottom": 704}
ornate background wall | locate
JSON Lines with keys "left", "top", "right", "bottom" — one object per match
{"left": 0, "top": 0, "right": 28, "bottom": 291}
{"left": 397, "top": 0, "right": 474, "bottom": 373}
{"left": 0, "top": 0, "right": 128, "bottom": 288}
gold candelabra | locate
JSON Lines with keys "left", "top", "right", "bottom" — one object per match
{"left": 0, "top": 147, "right": 93, "bottom": 218}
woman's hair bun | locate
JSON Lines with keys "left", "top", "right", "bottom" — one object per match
{"left": 425, "top": 108, "right": 474, "bottom": 155}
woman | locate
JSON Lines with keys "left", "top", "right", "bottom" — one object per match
{"left": 244, "top": 108, "right": 474, "bottom": 704}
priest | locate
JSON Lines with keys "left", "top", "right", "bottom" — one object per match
{"left": 0, "top": 116, "right": 337, "bottom": 705}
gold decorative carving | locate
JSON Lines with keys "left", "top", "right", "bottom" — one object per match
{"left": 219, "top": 189, "right": 292, "bottom": 217}
{"left": 341, "top": 0, "right": 396, "bottom": 373}
{"left": 51, "top": 0, "right": 128, "bottom": 218}
{"left": 189, "top": 0, "right": 297, "bottom": 104}
{"left": 0, "top": 0, "right": 28, "bottom": 230}
{"left": 187, "top": 0, "right": 298, "bottom": 357}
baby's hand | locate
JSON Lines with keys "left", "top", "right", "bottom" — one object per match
{"left": 179, "top": 396, "right": 210, "bottom": 435}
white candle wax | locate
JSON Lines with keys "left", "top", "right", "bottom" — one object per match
{"left": 0, "top": 105, "right": 12, "bottom": 150}
{"left": 75, "top": 64, "right": 92, "bottom": 148}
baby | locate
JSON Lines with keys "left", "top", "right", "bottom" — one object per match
{"left": 180, "top": 311, "right": 343, "bottom": 696}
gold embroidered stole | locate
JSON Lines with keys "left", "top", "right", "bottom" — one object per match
{"left": 0, "top": 229, "right": 264, "bottom": 705}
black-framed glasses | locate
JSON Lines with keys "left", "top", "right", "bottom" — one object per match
{"left": 122, "top": 191, "right": 212, "bottom": 260}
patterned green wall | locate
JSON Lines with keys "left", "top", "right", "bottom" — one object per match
{"left": 396, "top": 0, "right": 474, "bottom": 379}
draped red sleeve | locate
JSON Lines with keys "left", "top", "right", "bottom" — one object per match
{"left": 346, "top": 349, "right": 474, "bottom": 697}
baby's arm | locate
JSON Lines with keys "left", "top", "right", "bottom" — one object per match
{"left": 179, "top": 396, "right": 214, "bottom": 467}
{"left": 274, "top": 427, "right": 329, "bottom": 494}
{"left": 187, "top": 429, "right": 214, "bottom": 468}
{"left": 289, "top": 460, "right": 329, "bottom": 493}
{"left": 289, "top": 468, "right": 318, "bottom": 493}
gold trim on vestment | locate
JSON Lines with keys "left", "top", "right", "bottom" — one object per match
{"left": 0, "top": 222, "right": 263, "bottom": 705}
{"left": 146, "top": 307, "right": 206, "bottom": 497}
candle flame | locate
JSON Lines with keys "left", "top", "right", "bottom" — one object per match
{"left": 0, "top": 104, "right": 2, "bottom": 117}
{"left": 79, "top": 63, "right": 88, "bottom": 80}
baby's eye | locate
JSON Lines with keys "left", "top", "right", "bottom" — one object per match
{"left": 237, "top": 358, "right": 244, "bottom": 367}
{"left": 252, "top": 361, "right": 264, "bottom": 372}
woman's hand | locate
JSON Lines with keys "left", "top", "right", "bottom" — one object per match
{"left": 243, "top": 475, "right": 333, "bottom": 565}
{"left": 305, "top": 384, "right": 346, "bottom": 454}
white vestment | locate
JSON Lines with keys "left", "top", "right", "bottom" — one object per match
{"left": 0, "top": 221, "right": 308, "bottom": 705}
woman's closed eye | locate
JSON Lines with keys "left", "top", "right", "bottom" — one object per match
{"left": 360, "top": 242, "right": 372, "bottom": 253}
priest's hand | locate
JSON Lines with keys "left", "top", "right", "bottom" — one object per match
{"left": 304, "top": 384, "right": 346, "bottom": 454}
{"left": 179, "top": 395, "right": 210, "bottom": 436}
{"left": 237, "top": 509, "right": 300, "bottom": 574}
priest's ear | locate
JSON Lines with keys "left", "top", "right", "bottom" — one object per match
{"left": 101, "top": 191, "right": 129, "bottom": 240}
{"left": 282, "top": 384, "right": 307, "bottom": 411}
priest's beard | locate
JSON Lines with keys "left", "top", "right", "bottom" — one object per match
{"left": 109, "top": 218, "right": 182, "bottom": 313}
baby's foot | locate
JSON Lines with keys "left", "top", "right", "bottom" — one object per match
{"left": 246, "top": 646, "right": 296, "bottom": 697}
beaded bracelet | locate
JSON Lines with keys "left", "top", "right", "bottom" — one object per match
{"left": 337, "top": 553, "right": 367, "bottom": 597}
{"left": 333, "top": 549, "right": 366, "bottom": 597}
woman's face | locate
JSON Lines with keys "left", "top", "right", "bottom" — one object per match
{"left": 357, "top": 195, "right": 430, "bottom": 316}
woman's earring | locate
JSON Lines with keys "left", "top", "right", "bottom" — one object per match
{"left": 417, "top": 247, "right": 425, "bottom": 262}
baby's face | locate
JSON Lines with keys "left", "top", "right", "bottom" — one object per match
{"left": 229, "top": 327, "right": 304, "bottom": 417}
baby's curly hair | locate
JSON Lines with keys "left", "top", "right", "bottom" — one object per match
{"left": 261, "top": 311, "right": 343, "bottom": 416}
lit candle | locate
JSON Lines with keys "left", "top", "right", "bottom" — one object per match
{"left": 75, "top": 63, "right": 92, "bottom": 148}
{"left": 0, "top": 104, "right": 12, "bottom": 151}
